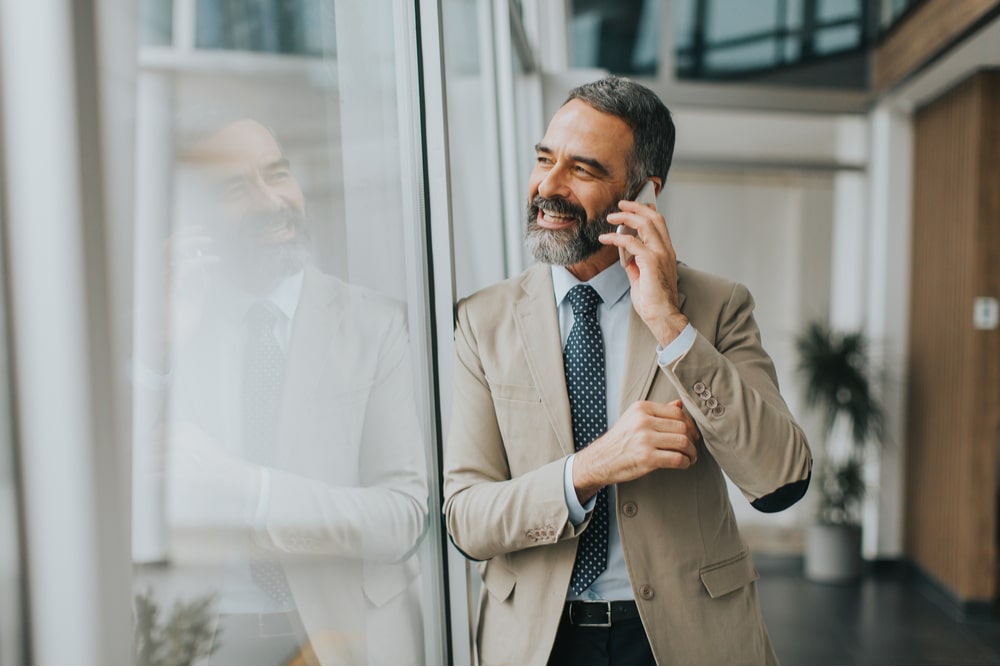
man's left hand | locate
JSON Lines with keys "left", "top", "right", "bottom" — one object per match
{"left": 600, "top": 199, "right": 689, "bottom": 346}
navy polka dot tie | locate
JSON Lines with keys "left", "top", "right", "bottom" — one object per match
{"left": 244, "top": 301, "right": 285, "bottom": 465}
{"left": 564, "top": 284, "right": 609, "bottom": 595}
{"left": 243, "top": 301, "right": 294, "bottom": 610}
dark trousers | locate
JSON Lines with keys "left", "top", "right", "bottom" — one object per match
{"left": 547, "top": 614, "right": 655, "bottom": 666}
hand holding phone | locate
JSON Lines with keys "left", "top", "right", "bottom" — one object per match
{"left": 618, "top": 180, "right": 657, "bottom": 267}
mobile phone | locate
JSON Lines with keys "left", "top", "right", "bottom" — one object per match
{"left": 618, "top": 180, "right": 657, "bottom": 267}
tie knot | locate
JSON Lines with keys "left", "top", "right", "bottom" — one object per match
{"left": 565, "top": 284, "right": 602, "bottom": 317}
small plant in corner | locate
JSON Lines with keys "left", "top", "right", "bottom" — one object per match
{"left": 133, "top": 588, "right": 220, "bottom": 666}
{"left": 796, "top": 322, "right": 886, "bottom": 582}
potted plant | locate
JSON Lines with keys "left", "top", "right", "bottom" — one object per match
{"left": 795, "top": 322, "right": 885, "bottom": 583}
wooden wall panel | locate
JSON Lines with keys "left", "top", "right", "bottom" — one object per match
{"left": 905, "top": 71, "right": 1000, "bottom": 602}
{"left": 873, "top": 0, "right": 1000, "bottom": 93}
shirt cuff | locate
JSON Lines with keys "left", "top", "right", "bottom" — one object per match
{"left": 656, "top": 323, "right": 697, "bottom": 366}
{"left": 564, "top": 454, "right": 595, "bottom": 526}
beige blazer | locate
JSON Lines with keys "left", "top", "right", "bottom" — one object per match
{"left": 443, "top": 262, "right": 812, "bottom": 665}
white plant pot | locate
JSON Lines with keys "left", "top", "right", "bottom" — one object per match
{"left": 804, "top": 523, "right": 863, "bottom": 583}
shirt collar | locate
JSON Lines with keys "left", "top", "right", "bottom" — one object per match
{"left": 262, "top": 269, "right": 305, "bottom": 322}
{"left": 551, "top": 262, "right": 630, "bottom": 309}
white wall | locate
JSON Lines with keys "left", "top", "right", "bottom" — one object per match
{"left": 664, "top": 169, "right": 834, "bottom": 537}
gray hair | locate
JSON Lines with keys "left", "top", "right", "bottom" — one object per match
{"left": 564, "top": 76, "right": 675, "bottom": 197}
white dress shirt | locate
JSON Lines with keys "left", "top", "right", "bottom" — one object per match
{"left": 553, "top": 263, "right": 695, "bottom": 602}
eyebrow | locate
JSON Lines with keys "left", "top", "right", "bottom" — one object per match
{"left": 264, "top": 158, "right": 291, "bottom": 172}
{"left": 534, "top": 143, "right": 611, "bottom": 177}
{"left": 220, "top": 158, "right": 290, "bottom": 183}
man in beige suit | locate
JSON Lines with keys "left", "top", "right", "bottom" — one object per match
{"left": 443, "top": 76, "right": 812, "bottom": 665}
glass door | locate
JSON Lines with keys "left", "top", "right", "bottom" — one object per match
{"left": 129, "top": 1, "right": 448, "bottom": 663}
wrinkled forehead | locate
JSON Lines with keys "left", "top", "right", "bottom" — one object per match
{"left": 182, "top": 119, "right": 284, "bottom": 175}
{"left": 540, "top": 99, "right": 633, "bottom": 174}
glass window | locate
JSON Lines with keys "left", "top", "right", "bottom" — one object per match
{"left": 195, "top": 0, "right": 334, "bottom": 56}
{"left": 814, "top": 25, "right": 861, "bottom": 54}
{"left": 705, "top": 40, "right": 779, "bottom": 73}
{"left": 705, "top": 0, "right": 781, "bottom": 43}
{"left": 568, "top": 0, "right": 659, "bottom": 77}
{"left": 818, "top": 0, "right": 860, "bottom": 22}
{"left": 140, "top": 0, "right": 174, "bottom": 47}
{"left": 674, "top": 0, "right": 866, "bottom": 84}
{"left": 131, "top": 2, "right": 445, "bottom": 664}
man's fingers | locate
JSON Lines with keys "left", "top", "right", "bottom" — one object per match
{"left": 608, "top": 203, "right": 670, "bottom": 247}
{"left": 634, "top": 400, "right": 702, "bottom": 442}
{"left": 648, "top": 441, "right": 697, "bottom": 469}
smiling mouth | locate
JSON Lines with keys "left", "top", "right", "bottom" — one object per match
{"left": 537, "top": 209, "right": 579, "bottom": 229}
{"left": 251, "top": 218, "right": 297, "bottom": 244}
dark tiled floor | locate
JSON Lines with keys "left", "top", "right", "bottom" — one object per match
{"left": 757, "top": 556, "right": 1000, "bottom": 665}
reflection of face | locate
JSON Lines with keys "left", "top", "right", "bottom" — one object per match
{"left": 525, "top": 99, "right": 632, "bottom": 266}
{"left": 194, "top": 119, "right": 311, "bottom": 292}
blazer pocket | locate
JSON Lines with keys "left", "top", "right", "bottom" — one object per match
{"left": 492, "top": 382, "right": 541, "bottom": 403}
{"left": 482, "top": 560, "right": 516, "bottom": 602}
{"left": 699, "top": 550, "right": 759, "bottom": 599}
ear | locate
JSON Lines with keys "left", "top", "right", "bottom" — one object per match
{"left": 648, "top": 177, "right": 664, "bottom": 196}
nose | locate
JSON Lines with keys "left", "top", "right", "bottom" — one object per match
{"left": 251, "top": 178, "right": 285, "bottom": 212}
{"left": 536, "top": 163, "right": 570, "bottom": 200}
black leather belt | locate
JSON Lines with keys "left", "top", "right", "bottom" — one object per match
{"left": 565, "top": 600, "right": 641, "bottom": 628}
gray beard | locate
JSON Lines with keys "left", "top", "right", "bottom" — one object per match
{"left": 524, "top": 202, "right": 616, "bottom": 266}
{"left": 224, "top": 228, "right": 312, "bottom": 295}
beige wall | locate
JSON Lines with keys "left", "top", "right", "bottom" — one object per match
{"left": 904, "top": 70, "right": 1000, "bottom": 602}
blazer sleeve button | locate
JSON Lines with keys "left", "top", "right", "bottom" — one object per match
{"left": 706, "top": 397, "right": 719, "bottom": 409}
{"left": 639, "top": 584, "right": 655, "bottom": 600}
{"left": 711, "top": 405, "right": 726, "bottom": 417}
{"left": 692, "top": 381, "right": 706, "bottom": 394}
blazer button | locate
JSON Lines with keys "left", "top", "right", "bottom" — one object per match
{"left": 639, "top": 584, "right": 655, "bottom": 600}
{"left": 692, "top": 381, "right": 706, "bottom": 394}
{"left": 711, "top": 406, "right": 726, "bottom": 417}
{"left": 699, "top": 390, "right": 712, "bottom": 400}
{"left": 622, "top": 501, "right": 638, "bottom": 517}
{"left": 706, "top": 397, "right": 719, "bottom": 409}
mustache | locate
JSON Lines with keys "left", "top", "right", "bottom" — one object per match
{"left": 528, "top": 195, "right": 587, "bottom": 222}
{"left": 238, "top": 208, "right": 305, "bottom": 239}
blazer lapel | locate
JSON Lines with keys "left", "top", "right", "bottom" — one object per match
{"left": 513, "top": 265, "right": 575, "bottom": 457}
{"left": 278, "top": 266, "right": 339, "bottom": 449}
{"left": 617, "top": 282, "right": 688, "bottom": 414}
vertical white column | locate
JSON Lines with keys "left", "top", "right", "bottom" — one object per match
{"left": 864, "top": 103, "right": 913, "bottom": 559}
{"left": 0, "top": 0, "right": 131, "bottom": 662}
{"left": 827, "top": 170, "right": 874, "bottom": 550}
{"left": 494, "top": 0, "right": 529, "bottom": 277}
{"left": 131, "top": 71, "right": 173, "bottom": 564}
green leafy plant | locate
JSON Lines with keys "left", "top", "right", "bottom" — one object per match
{"left": 796, "top": 322, "right": 885, "bottom": 525}
{"left": 133, "top": 589, "right": 220, "bottom": 666}
{"left": 816, "top": 457, "right": 865, "bottom": 525}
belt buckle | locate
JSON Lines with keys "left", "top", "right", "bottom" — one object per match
{"left": 571, "top": 600, "right": 612, "bottom": 628}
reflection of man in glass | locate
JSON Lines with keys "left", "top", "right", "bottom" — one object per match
{"left": 161, "top": 119, "right": 428, "bottom": 665}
